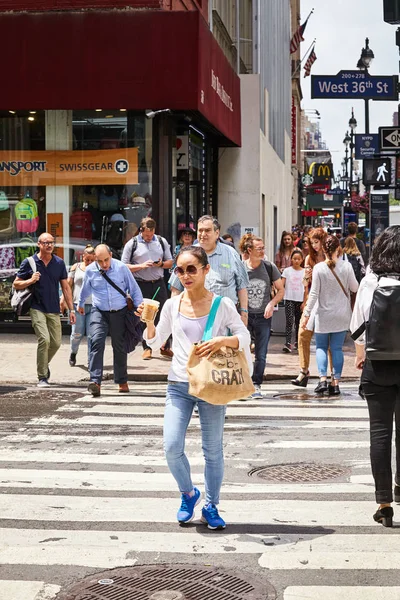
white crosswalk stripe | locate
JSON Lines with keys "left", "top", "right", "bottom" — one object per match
{"left": 0, "top": 381, "right": 397, "bottom": 599}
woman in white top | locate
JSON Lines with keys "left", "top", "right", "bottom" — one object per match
{"left": 142, "top": 246, "right": 251, "bottom": 530}
{"left": 61, "top": 245, "right": 96, "bottom": 367}
{"left": 351, "top": 226, "right": 400, "bottom": 528}
{"left": 303, "top": 235, "right": 358, "bottom": 396}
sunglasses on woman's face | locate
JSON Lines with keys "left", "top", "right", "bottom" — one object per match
{"left": 174, "top": 265, "right": 205, "bottom": 277}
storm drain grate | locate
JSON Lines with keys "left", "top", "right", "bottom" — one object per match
{"left": 57, "top": 565, "right": 274, "bottom": 600}
{"left": 249, "top": 462, "right": 350, "bottom": 482}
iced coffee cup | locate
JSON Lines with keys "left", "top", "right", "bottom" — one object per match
{"left": 141, "top": 299, "right": 160, "bottom": 323}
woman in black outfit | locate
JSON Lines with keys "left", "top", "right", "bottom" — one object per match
{"left": 351, "top": 226, "right": 400, "bottom": 527}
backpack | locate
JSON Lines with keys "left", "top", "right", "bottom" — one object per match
{"left": 15, "top": 198, "right": 39, "bottom": 233}
{"left": 262, "top": 260, "right": 278, "bottom": 300}
{"left": 99, "top": 187, "right": 119, "bottom": 212}
{"left": 15, "top": 236, "right": 36, "bottom": 267}
{"left": 347, "top": 254, "right": 365, "bottom": 284}
{"left": 11, "top": 256, "right": 37, "bottom": 316}
{"left": 106, "top": 220, "right": 125, "bottom": 249}
{"left": 129, "top": 235, "right": 166, "bottom": 264}
{"left": 70, "top": 210, "right": 93, "bottom": 239}
{"left": 0, "top": 247, "right": 15, "bottom": 271}
{"left": 351, "top": 276, "right": 400, "bottom": 360}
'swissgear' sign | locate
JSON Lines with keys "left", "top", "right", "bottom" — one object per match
{"left": 0, "top": 148, "right": 138, "bottom": 186}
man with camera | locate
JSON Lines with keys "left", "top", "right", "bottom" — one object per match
{"left": 121, "top": 217, "right": 173, "bottom": 360}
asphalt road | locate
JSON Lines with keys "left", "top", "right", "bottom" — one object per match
{"left": 0, "top": 380, "right": 397, "bottom": 600}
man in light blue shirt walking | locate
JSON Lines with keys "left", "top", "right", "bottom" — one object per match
{"left": 169, "top": 216, "right": 249, "bottom": 324}
{"left": 79, "top": 244, "right": 143, "bottom": 397}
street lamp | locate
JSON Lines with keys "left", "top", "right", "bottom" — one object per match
{"left": 356, "top": 38, "right": 375, "bottom": 71}
{"left": 348, "top": 108, "right": 357, "bottom": 193}
{"left": 343, "top": 132, "right": 350, "bottom": 195}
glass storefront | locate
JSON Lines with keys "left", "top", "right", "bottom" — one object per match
{"left": 0, "top": 109, "right": 218, "bottom": 323}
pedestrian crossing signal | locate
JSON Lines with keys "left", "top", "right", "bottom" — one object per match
{"left": 363, "top": 158, "right": 393, "bottom": 186}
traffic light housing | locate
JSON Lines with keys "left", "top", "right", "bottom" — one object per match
{"left": 384, "top": 0, "right": 400, "bottom": 24}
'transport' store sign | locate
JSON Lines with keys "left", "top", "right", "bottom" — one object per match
{"left": 0, "top": 148, "right": 138, "bottom": 186}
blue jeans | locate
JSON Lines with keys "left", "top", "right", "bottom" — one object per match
{"left": 70, "top": 303, "right": 92, "bottom": 361}
{"left": 89, "top": 307, "right": 128, "bottom": 385}
{"left": 164, "top": 381, "right": 226, "bottom": 504}
{"left": 248, "top": 313, "right": 272, "bottom": 385}
{"left": 314, "top": 331, "right": 347, "bottom": 379}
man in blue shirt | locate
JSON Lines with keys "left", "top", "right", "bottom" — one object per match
{"left": 169, "top": 216, "right": 249, "bottom": 323}
{"left": 14, "top": 232, "right": 76, "bottom": 388}
{"left": 79, "top": 244, "right": 143, "bottom": 397}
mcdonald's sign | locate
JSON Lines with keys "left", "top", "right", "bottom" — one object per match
{"left": 312, "top": 162, "right": 333, "bottom": 185}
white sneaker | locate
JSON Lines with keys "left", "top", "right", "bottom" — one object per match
{"left": 251, "top": 385, "right": 263, "bottom": 399}
{"left": 37, "top": 379, "right": 50, "bottom": 388}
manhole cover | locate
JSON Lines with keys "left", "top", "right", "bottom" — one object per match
{"left": 57, "top": 565, "right": 274, "bottom": 600}
{"left": 249, "top": 462, "right": 349, "bottom": 482}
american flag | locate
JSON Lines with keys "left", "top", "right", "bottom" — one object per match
{"left": 304, "top": 47, "right": 317, "bottom": 77}
{"left": 290, "top": 19, "right": 308, "bottom": 54}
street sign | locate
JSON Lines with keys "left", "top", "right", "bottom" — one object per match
{"left": 311, "top": 71, "right": 399, "bottom": 101}
{"left": 379, "top": 126, "right": 400, "bottom": 150}
{"left": 301, "top": 174, "right": 313, "bottom": 186}
{"left": 355, "top": 134, "right": 379, "bottom": 159}
{"left": 363, "top": 158, "right": 393, "bottom": 185}
{"left": 327, "top": 189, "right": 345, "bottom": 195}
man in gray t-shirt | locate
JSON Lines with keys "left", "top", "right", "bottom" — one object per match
{"left": 244, "top": 254, "right": 284, "bottom": 394}
{"left": 247, "top": 261, "right": 281, "bottom": 315}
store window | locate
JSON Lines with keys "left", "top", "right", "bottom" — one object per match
{"left": 71, "top": 110, "right": 152, "bottom": 262}
{"left": 0, "top": 110, "right": 46, "bottom": 320}
{"left": 0, "top": 109, "right": 153, "bottom": 321}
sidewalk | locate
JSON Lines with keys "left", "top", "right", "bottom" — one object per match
{"left": 1, "top": 332, "right": 360, "bottom": 385}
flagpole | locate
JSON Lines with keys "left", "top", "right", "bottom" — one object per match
{"left": 291, "top": 39, "right": 316, "bottom": 79}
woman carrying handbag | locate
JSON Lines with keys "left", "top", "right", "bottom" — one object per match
{"left": 302, "top": 235, "right": 358, "bottom": 396}
{"left": 140, "top": 246, "right": 252, "bottom": 530}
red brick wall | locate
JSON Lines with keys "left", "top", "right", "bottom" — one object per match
{"left": 0, "top": 0, "right": 208, "bottom": 21}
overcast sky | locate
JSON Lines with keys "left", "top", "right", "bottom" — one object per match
{"left": 300, "top": 0, "right": 399, "bottom": 176}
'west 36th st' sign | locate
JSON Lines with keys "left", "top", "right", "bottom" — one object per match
{"left": 311, "top": 70, "right": 398, "bottom": 100}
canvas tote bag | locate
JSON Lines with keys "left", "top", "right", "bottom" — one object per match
{"left": 187, "top": 296, "right": 254, "bottom": 404}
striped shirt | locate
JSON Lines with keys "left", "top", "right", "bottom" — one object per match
{"left": 168, "top": 242, "right": 249, "bottom": 304}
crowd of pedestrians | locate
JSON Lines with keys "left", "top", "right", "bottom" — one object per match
{"left": 17, "top": 216, "right": 392, "bottom": 530}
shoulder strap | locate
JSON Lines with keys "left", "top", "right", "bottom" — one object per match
{"left": 27, "top": 256, "right": 36, "bottom": 273}
{"left": 262, "top": 260, "right": 273, "bottom": 282}
{"left": 202, "top": 296, "right": 223, "bottom": 342}
{"left": 329, "top": 266, "right": 349, "bottom": 299}
{"left": 129, "top": 236, "right": 138, "bottom": 264}
{"left": 157, "top": 235, "right": 166, "bottom": 254}
{"left": 98, "top": 267, "right": 127, "bottom": 300}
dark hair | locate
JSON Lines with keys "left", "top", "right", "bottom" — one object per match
{"left": 347, "top": 222, "right": 358, "bottom": 235}
{"left": 198, "top": 215, "right": 220, "bottom": 231}
{"left": 278, "top": 231, "right": 294, "bottom": 255}
{"left": 291, "top": 248, "right": 303, "bottom": 261}
{"left": 370, "top": 226, "right": 400, "bottom": 274}
{"left": 140, "top": 217, "right": 156, "bottom": 230}
{"left": 176, "top": 245, "right": 209, "bottom": 267}
{"left": 222, "top": 234, "right": 234, "bottom": 242}
{"left": 323, "top": 235, "right": 340, "bottom": 269}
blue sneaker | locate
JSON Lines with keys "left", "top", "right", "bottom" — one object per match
{"left": 201, "top": 503, "right": 226, "bottom": 529}
{"left": 177, "top": 487, "right": 201, "bottom": 523}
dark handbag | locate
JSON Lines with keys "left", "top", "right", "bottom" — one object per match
{"left": 98, "top": 268, "right": 142, "bottom": 353}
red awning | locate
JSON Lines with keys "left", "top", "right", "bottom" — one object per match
{"left": 0, "top": 11, "right": 241, "bottom": 146}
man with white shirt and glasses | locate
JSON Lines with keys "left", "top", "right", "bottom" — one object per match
{"left": 121, "top": 217, "right": 173, "bottom": 360}
{"left": 78, "top": 244, "right": 143, "bottom": 397}
{"left": 169, "top": 216, "right": 249, "bottom": 324}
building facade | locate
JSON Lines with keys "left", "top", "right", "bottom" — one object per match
{"left": 214, "top": 0, "right": 296, "bottom": 259}
{"left": 0, "top": 0, "right": 297, "bottom": 321}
